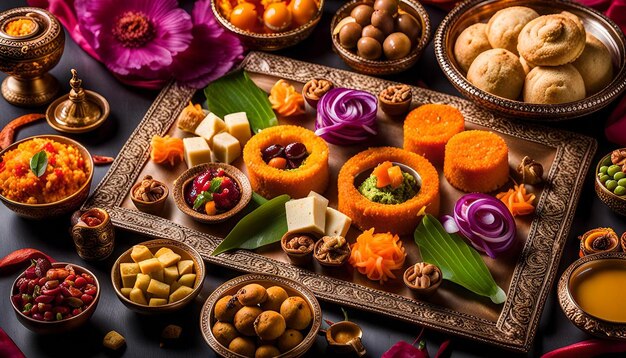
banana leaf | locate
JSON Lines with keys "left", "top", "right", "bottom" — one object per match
{"left": 414, "top": 214, "right": 506, "bottom": 304}
{"left": 211, "top": 194, "right": 290, "bottom": 255}
{"left": 204, "top": 70, "right": 277, "bottom": 134}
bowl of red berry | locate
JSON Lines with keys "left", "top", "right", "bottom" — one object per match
{"left": 10, "top": 258, "right": 100, "bottom": 334}
{"left": 173, "top": 163, "right": 252, "bottom": 224}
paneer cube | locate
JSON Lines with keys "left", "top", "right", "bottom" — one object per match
{"left": 154, "top": 247, "right": 174, "bottom": 258}
{"left": 183, "top": 137, "right": 212, "bottom": 168}
{"left": 177, "top": 260, "right": 194, "bottom": 275}
{"left": 212, "top": 132, "right": 241, "bottom": 164}
{"left": 120, "top": 263, "right": 140, "bottom": 288}
{"left": 130, "top": 245, "right": 152, "bottom": 263}
{"left": 120, "top": 287, "right": 132, "bottom": 298}
{"left": 157, "top": 251, "right": 181, "bottom": 268}
{"left": 147, "top": 279, "right": 170, "bottom": 299}
{"left": 178, "top": 273, "right": 196, "bottom": 288}
{"left": 224, "top": 112, "right": 251, "bottom": 146}
{"left": 169, "top": 286, "right": 194, "bottom": 303}
{"left": 285, "top": 196, "right": 327, "bottom": 235}
{"left": 138, "top": 258, "right": 163, "bottom": 275}
{"left": 149, "top": 298, "right": 168, "bottom": 307}
{"left": 325, "top": 207, "right": 352, "bottom": 237}
{"left": 129, "top": 288, "right": 148, "bottom": 305}
{"left": 133, "top": 273, "right": 151, "bottom": 292}
{"left": 195, "top": 112, "right": 226, "bottom": 146}
{"left": 149, "top": 268, "right": 164, "bottom": 282}
{"left": 163, "top": 266, "right": 179, "bottom": 285}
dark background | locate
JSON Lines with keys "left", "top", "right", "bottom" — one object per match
{"left": 1, "top": 0, "right": 625, "bottom": 357}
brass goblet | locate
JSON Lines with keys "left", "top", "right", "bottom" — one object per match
{"left": 0, "top": 7, "right": 65, "bottom": 107}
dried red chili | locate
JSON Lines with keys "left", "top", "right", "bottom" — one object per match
{"left": 0, "top": 248, "right": 56, "bottom": 275}
{"left": 0, "top": 114, "right": 45, "bottom": 150}
{"left": 92, "top": 155, "right": 114, "bottom": 165}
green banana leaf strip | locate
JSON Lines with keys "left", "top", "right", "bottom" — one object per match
{"left": 211, "top": 194, "right": 290, "bottom": 255}
{"left": 414, "top": 214, "right": 507, "bottom": 304}
{"left": 204, "top": 70, "right": 278, "bottom": 134}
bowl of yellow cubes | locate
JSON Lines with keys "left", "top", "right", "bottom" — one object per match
{"left": 111, "top": 238, "right": 206, "bottom": 314}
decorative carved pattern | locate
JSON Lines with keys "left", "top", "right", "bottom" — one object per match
{"left": 85, "top": 52, "right": 597, "bottom": 352}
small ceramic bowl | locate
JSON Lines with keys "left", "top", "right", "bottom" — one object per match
{"left": 331, "top": 0, "right": 431, "bottom": 75}
{"left": 210, "top": 0, "right": 324, "bottom": 51}
{"left": 130, "top": 176, "right": 169, "bottom": 215}
{"left": 313, "top": 236, "right": 351, "bottom": 267}
{"left": 173, "top": 163, "right": 252, "bottom": 224}
{"left": 111, "top": 238, "right": 205, "bottom": 314}
{"left": 200, "top": 273, "right": 322, "bottom": 358}
{"left": 594, "top": 150, "right": 626, "bottom": 216}
{"left": 0, "top": 135, "right": 93, "bottom": 219}
{"left": 378, "top": 84, "right": 412, "bottom": 117}
{"left": 557, "top": 252, "right": 626, "bottom": 339}
{"left": 302, "top": 78, "right": 335, "bottom": 108}
{"left": 281, "top": 231, "right": 317, "bottom": 266}
{"left": 11, "top": 262, "right": 100, "bottom": 334}
{"left": 403, "top": 262, "right": 442, "bottom": 298}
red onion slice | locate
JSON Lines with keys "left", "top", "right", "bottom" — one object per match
{"left": 315, "top": 88, "right": 378, "bottom": 145}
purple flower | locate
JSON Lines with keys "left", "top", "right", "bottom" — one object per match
{"left": 75, "top": 0, "right": 193, "bottom": 80}
{"left": 171, "top": 0, "right": 244, "bottom": 89}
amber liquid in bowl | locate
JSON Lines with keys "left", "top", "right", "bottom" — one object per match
{"left": 569, "top": 259, "right": 626, "bottom": 323}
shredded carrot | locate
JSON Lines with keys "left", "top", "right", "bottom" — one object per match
{"left": 495, "top": 184, "right": 536, "bottom": 216}
{"left": 150, "top": 135, "right": 184, "bottom": 166}
{"left": 348, "top": 228, "right": 407, "bottom": 284}
{"left": 268, "top": 80, "right": 305, "bottom": 117}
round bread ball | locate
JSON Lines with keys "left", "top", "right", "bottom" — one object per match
{"left": 254, "top": 311, "right": 287, "bottom": 341}
{"left": 215, "top": 295, "right": 243, "bottom": 323}
{"left": 212, "top": 321, "right": 239, "bottom": 347}
{"left": 453, "top": 23, "right": 491, "bottom": 73}
{"left": 467, "top": 48, "right": 525, "bottom": 100}
{"left": 351, "top": 4, "right": 374, "bottom": 27}
{"left": 237, "top": 284, "right": 268, "bottom": 306}
{"left": 383, "top": 32, "right": 411, "bottom": 60}
{"left": 229, "top": 336, "right": 256, "bottom": 357}
{"left": 519, "top": 55, "right": 534, "bottom": 75}
{"left": 486, "top": 6, "right": 539, "bottom": 55}
{"left": 277, "top": 329, "right": 304, "bottom": 352}
{"left": 339, "top": 22, "right": 363, "bottom": 49}
{"left": 234, "top": 306, "right": 264, "bottom": 336}
{"left": 572, "top": 33, "right": 613, "bottom": 95}
{"left": 279, "top": 296, "right": 312, "bottom": 330}
{"left": 260, "top": 286, "right": 289, "bottom": 312}
{"left": 523, "top": 64, "right": 586, "bottom": 104}
{"left": 357, "top": 37, "right": 382, "bottom": 60}
{"left": 255, "top": 345, "right": 281, "bottom": 358}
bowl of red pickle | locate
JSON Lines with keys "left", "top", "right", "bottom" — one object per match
{"left": 10, "top": 258, "right": 100, "bottom": 334}
{"left": 173, "top": 163, "right": 252, "bottom": 224}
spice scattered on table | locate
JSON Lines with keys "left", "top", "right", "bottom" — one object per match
{"left": 517, "top": 156, "right": 543, "bottom": 184}
{"left": 0, "top": 114, "right": 45, "bottom": 150}
{"left": 160, "top": 324, "right": 182, "bottom": 348}
{"left": 103, "top": 330, "right": 126, "bottom": 350}
{"left": 92, "top": 155, "right": 114, "bottom": 165}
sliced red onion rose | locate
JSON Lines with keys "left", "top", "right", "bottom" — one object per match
{"left": 315, "top": 88, "right": 377, "bottom": 145}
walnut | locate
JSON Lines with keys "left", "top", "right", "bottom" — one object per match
{"left": 517, "top": 156, "right": 543, "bottom": 184}
{"left": 303, "top": 79, "right": 334, "bottom": 101}
{"left": 611, "top": 149, "right": 626, "bottom": 172}
{"left": 285, "top": 235, "right": 315, "bottom": 253}
{"left": 379, "top": 85, "right": 411, "bottom": 104}
{"left": 132, "top": 175, "right": 166, "bottom": 202}
{"left": 405, "top": 262, "right": 440, "bottom": 289}
{"left": 314, "top": 235, "right": 350, "bottom": 265}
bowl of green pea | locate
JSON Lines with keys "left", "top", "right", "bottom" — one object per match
{"left": 595, "top": 149, "right": 626, "bottom": 216}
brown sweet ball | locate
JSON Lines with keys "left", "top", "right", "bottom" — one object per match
{"left": 237, "top": 283, "right": 268, "bottom": 306}
{"left": 395, "top": 13, "right": 421, "bottom": 42}
{"left": 339, "top": 22, "right": 363, "bottom": 49}
{"left": 374, "top": 0, "right": 398, "bottom": 14}
{"left": 357, "top": 37, "right": 383, "bottom": 60}
{"left": 466, "top": 48, "right": 525, "bottom": 100}
{"left": 572, "top": 33, "right": 614, "bottom": 95}
{"left": 277, "top": 329, "right": 305, "bottom": 352}
{"left": 255, "top": 345, "right": 281, "bottom": 358}
{"left": 523, "top": 64, "right": 586, "bottom": 104}
{"left": 351, "top": 4, "right": 374, "bottom": 27}
{"left": 229, "top": 336, "right": 256, "bottom": 357}
{"left": 214, "top": 295, "right": 243, "bottom": 323}
{"left": 260, "top": 286, "right": 289, "bottom": 312}
{"left": 234, "top": 306, "right": 264, "bottom": 336}
{"left": 453, "top": 23, "right": 491, "bottom": 73}
{"left": 362, "top": 25, "right": 385, "bottom": 44}
{"left": 280, "top": 296, "right": 312, "bottom": 330}
{"left": 212, "top": 321, "right": 239, "bottom": 347}
{"left": 254, "top": 311, "right": 287, "bottom": 341}
{"left": 383, "top": 32, "right": 411, "bottom": 60}
{"left": 371, "top": 9, "right": 394, "bottom": 35}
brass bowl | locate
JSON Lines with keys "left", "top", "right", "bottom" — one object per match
{"left": 330, "top": 0, "right": 431, "bottom": 75}
{"left": 557, "top": 252, "right": 626, "bottom": 339}
{"left": 11, "top": 262, "right": 100, "bottom": 334}
{"left": 210, "top": 0, "right": 324, "bottom": 51}
{"left": 0, "top": 7, "right": 65, "bottom": 106}
{"left": 434, "top": 0, "right": 626, "bottom": 121}
{"left": 110, "top": 239, "right": 206, "bottom": 315}
{"left": 594, "top": 150, "right": 626, "bottom": 216}
{"left": 173, "top": 163, "right": 252, "bottom": 224}
{"left": 0, "top": 135, "right": 93, "bottom": 219}
{"left": 200, "top": 273, "right": 322, "bottom": 358}
{"left": 130, "top": 178, "right": 169, "bottom": 215}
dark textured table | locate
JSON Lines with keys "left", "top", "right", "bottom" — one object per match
{"left": 1, "top": 1, "right": 624, "bottom": 357}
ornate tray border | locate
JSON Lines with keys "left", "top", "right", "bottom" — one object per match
{"left": 85, "top": 52, "right": 597, "bottom": 352}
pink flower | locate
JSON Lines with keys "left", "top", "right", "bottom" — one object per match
{"left": 75, "top": 0, "right": 193, "bottom": 80}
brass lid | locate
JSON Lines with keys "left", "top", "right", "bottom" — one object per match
{"left": 46, "top": 69, "right": 109, "bottom": 133}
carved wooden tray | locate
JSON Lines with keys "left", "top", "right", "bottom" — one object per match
{"left": 84, "top": 52, "right": 597, "bottom": 352}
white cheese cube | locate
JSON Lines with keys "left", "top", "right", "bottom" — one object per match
{"left": 212, "top": 132, "right": 241, "bottom": 164}
{"left": 194, "top": 113, "right": 226, "bottom": 146}
{"left": 224, "top": 112, "right": 251, "bottom": 146}
{"left": 183, "top": 137, "right": 212, "bottom": 168}
{"left": 325, "top": 207, "right": 352, "bottom": 237}
{"left": 307, "top": 191, "right": 329, "bottom": 208}
{"left": 285, "top": 196, "right": 326, "bottom": 235}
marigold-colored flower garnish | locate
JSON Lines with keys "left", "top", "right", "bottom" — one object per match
{"left": 269, "top": 80, "right": 305, "bottom": 117}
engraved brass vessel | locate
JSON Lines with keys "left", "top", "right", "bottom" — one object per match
{"left": 0, "top": 7, "right": 64, "bottom": 107}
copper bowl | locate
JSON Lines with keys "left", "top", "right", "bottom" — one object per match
{"left": 200, "top": 273, "right": 322, "bottom": 358}
{"left": 557, "top": 252, "right": 626, "bottom": 340}
{"left": 11, "top": 262, "right": 100, "bottom": 334}
{"left": 111, "top": 239, "right": 206, "bottom": 315}
{"left": 173, "top": 163, "right": 252, "bottom": 224}
{"left": 331, "top": 0, "right": 431, "bottom": 75}
{"left": 0, "top": 135, "right": 93, "bottom": 219}
{"left": 434, "top": 0, "right": 626, "bottom": 121}
{"left": 594, "top": 150, "right": 626, "bottom": 216}
{"left": 210, "top": 0, "right": 324, "bottom": 51}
